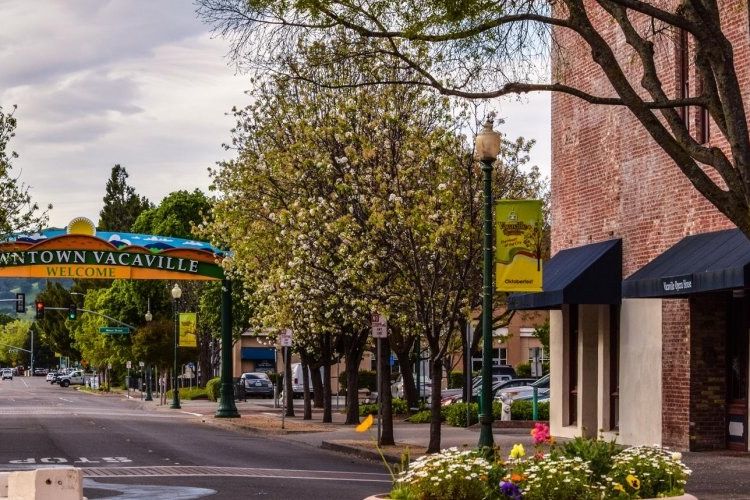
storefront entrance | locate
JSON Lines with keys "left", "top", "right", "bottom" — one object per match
{"left": 728, "top": 295, "right": 749, "bottom": 451}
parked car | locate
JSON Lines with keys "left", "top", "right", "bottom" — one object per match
{"left": 240, "top": 372, "right": 274, "bottom": 398}
{"left": 495, "top": 374, "right": 551, "bottom": 402}
{"left": 390, "top": 374, "right": 432, "bottom": 399}
{"left": 1, "top": 369, "right": 13, "bottom": 380}
{"left": 57, "top": 370, "right": 85, "bottom": 388}
{"left": 46, "top": 372, "right": 57, "bottom": 382}
{"left": 33, "top": 368, "right": 48, "bottom": 376}
{"left": 441, "top": 377, "right": 538, "bottom": 406}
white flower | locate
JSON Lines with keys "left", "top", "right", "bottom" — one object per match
{"left": 671, "top": 452, "right": 682, "bottom": 461}
{"left": 335, "top": 156, "right": 349, "bottom": 164}
{"left": 437, "top": 183, "right": 447, "bottom": 190}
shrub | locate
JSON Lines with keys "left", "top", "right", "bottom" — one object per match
{"left": 561, "top": 436, "right": 621, "bottom": 479}
{"left": 443, "top": 402, "right": 478, "bottom": 427}
{"left": 393, "top": 448, "right": 494, "bottom": 500}
{"left": 206, "top": 377, "right": 221, "bottom": 401}
{"left": 448, "top": 372, "right": 464, "bottom": 389}
{"left": 407, "top": 410, "right": 432, "bottom": 423}
{"left": 608, "top": 446, "right": 691, "bottom": 498}
{"left": 510, "top": 400, "right": 549, "bottom": 420}
{"left": 516, "top": 455, "right": 599, "bottom": 499}
{"left": 515, "top": 362, "right": 532, "bottom": 378}
{"left": 166, "top": 387, "right": 208, "bottom": 400}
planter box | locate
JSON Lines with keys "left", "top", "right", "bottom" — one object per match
{"left": 365, "top": 493, "right": 699, "bottom": 499}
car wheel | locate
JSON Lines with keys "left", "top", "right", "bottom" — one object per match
{"left": 61, "top": 380, "right": 70, "bottom": 387}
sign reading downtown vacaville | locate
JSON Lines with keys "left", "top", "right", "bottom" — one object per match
{"left": 0, "top": 217, "right": 224, "bottom": 281}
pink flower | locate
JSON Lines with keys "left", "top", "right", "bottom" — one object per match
{"left": 530, "top": 422, "right": 551, "bottom": 444}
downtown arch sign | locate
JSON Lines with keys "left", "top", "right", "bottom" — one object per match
{"left": 0, "top": 217, "right": 239, "bottom": 418}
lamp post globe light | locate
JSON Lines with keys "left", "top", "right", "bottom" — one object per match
{"left": 170, "top": 284, "right": 182, "bottom": 409}
{"left": 144, "top": 305, "right": 153, "bottom": 401}
{"left": 475, "top": 113, "right": 502, "bottom": 451}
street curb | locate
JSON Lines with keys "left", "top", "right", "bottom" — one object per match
{"left": 320, "top": 441, "right": 401, "bottom": 465}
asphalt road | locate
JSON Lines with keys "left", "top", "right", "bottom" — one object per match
{"left": 0, "top": 376, "right": 389, "bottom": 499}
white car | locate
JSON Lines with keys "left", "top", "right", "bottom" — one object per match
{"left": 1, "top": 369, "right": 12, "bottom": 380}
{"left": 46, "top": 372, "right": 56, "bottom": 382}
{"left": 391, "top": 375, "right": 431, "bottom": 399}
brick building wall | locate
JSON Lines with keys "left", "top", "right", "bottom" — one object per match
{"left": 661, "top": 299, "right": 691, "bottom": 449}
{"left": 551, "top": 0, "right": 749, "bottom": 449}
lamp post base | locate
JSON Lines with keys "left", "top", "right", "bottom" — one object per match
{"left": 215, "top": 382, "right": 240, "bottom": 418}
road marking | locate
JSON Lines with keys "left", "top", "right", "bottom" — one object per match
{"left": 84, "top": 479, "right": 215, "bottom": 500}
{"left": 59, "top": 397, "right": 74, "bottom": 403}
{"left": 21, "top": 379, "right": 28, "bottom": 388}
{"left": 79, "top": 466, "right": 391, "bottom": 483}
{"left": 180, "top": 411, "right": 203, "bottom": 417}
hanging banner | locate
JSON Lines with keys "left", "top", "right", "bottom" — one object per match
{"left": 178, "top": 313, "right": 198, "bottom": 347}
{"left": 495, "top": 200, "right": 543, "bottom": 292}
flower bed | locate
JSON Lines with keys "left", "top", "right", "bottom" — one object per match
{"left": 383, "top": 424, "right": 692, "bottom": 499}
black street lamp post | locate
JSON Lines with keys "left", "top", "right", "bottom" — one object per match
{"left": 475, "top": 114, "right": 501, "bottom": 451}
{"left": 170, "top": 284, "right": 182, "bottom": 409}
{"left": 144, "top": 305, "right": 153, "bottom": 402}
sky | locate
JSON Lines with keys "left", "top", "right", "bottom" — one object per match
{"left": 0, "top": 1, "right": 550, "bottom": 230}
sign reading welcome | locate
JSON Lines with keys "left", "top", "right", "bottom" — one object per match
{"left": 0, "top": 217, "right": 224, "bottom": 281}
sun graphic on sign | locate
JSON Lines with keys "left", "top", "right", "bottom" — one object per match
{"left": 66, "top": 217, "right": 97, "bottom": 237}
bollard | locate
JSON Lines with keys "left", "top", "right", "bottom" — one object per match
{"left": 532, "top": 387, "right": 538, "bottom": 421}
{"left": 7, "top": 467, "right": 85, "bottom": 500}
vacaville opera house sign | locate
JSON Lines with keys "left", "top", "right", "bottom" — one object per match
{"left": 0, "top": 217, "right": 224, "bottom": 281}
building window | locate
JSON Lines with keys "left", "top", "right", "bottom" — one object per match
{"left": 568, "top": 305, "right": 579, "bottom": 426}
{"left": 529, "top": 347, "right": 548, "bottom": 377}
{"left": 610, "top": 305, "right": 620, "bottom": 431}
{"left": 498, "top": 348, "right": 507, "bottom": 366}
{"left": 677, "top": 29, "right": 690, "bottom": 129}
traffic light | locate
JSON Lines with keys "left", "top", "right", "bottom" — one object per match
{"left": 68, "top": 304, "right": 77, "bottom": 321}
{"left": 35, "top": 300, "right": 44, "bottom": 319}
{"left": 15, "top": 293, "right": 25, "bottom": 314}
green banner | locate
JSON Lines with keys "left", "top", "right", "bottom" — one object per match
{"left": 495, "top": 200, "right": 543, "bottom": 292}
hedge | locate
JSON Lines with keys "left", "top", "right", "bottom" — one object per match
{"left": 206, "top": 377, "right": 221, "bottom": 402}
{"left": 359, "top": 398, "right": 409, "bottom": 416}
{"left": 338, "top": 370, "right": 377, "bottom": 393}
{"left": 510, "top": 400, "right": 550, "bottom": 421}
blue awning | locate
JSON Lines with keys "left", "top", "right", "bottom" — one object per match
{"left": 508, "top": 239, "right": 622, "bottom": 310}
{"left": 241, "top": 347, "right": 276, "bottom": 361}
{"left": 622, "top": 228, "right": 750, "bottom": 298}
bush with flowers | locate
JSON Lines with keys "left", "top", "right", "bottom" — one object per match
{"left": 383, "top": 422, "right": 692, "bottom": 500}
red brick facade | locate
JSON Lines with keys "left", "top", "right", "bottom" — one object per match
{"left": 551, "top": 1, "right": 748, "bottom": 449}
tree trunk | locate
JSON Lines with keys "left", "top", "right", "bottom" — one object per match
{"left": 302, "top": 360, "right": 312, "bottom": 420}
{"left": 284, "top": 347, "right": 294, "bottom": 417}
{"left": 427, "top": 356, "right": 443, "bottom": 453}
{"left": 379, "top": 336, "right": 395, "bottom": 446}
{"left": 344, "top": 354, "right": 360, "bottom": 425}
{"left": 461, "top": 322, "right": 473, "bottom": 405}
{"left": 198, "top": 335, "right": 212, "bottom": 386}
{"left": 395, "top": 350, "right": 418, "bottom": 411}
{"left": 323, "top": 333, "right": 332, "bottom": 423}
{"left": 310, "top": 367, "right": 324, "bottom": 408}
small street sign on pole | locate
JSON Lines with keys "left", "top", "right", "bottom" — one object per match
{"left": 126, "top": 361, "right": 132, "bottom": 369}
{"left": 99, "top": 326, "right": 130, "bottom": 334}
{"left": 371, "top": 313, "right": 388, "bottom": 338}
{"left": 280, "top": 329, "right": 293, "bottom": 347}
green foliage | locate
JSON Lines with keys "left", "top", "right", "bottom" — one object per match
{"left": 561, "top": 436, "right": 621, "bottom": 479}
{"left": 206, "top": 377, "right": 221, "bottom": 401}
{"left": 447, "top": 372, "right": 464, "bottom": 389}
{"left": 0, "top": 319, "right": 31, "bottom": 366}
{"left": 533, "top": 321, "right": 550, "bottom": 354}
{"left": 517, "top": 455, "right": 598, "bottom": 499}
{"left": 36, "top": 283, "right": 78, "bottom": 358}
{"left": 406, "top": 410, "right": 433, "bottom": 423}
{"left": 0, "top": 105, "right": 49, "bottom": 239}
{"left": 608, "top": 446, "right": 691, "bottom": 498}
{"left": 515, "top": 362, "right": 531, "bottom": 378}
{"left": 391, "top": 448, "right": 494, "bottom": 500}
{"left": 443, "top": 402, "right": 478, "bottom": 427}
{"left": 360, "top": 397, "right": 409, "bottom": 416}
{"left": 131, "top": 189, "right": 210, "bottom": 240}
{"left": 166, "top": 387, "right": 208, "bottom": 400}
{"left": 510, "top": 400, "right": 549, "bottom": 421}
{"left": 98, "top": 164, "right": 152, "bottom": 232}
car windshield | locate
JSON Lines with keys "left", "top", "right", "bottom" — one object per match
{"left": 244, "top": 373, "right": 270, "bottom": 380}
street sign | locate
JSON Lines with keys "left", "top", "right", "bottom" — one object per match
{"left": 371, "top": 312, "right": 388, "bottom": 338}
{"left": 99, "top": 327, "right": 130, "bottom": 334}
{"left": 107, "top": 364, "right": 112, "bottom": 370}
{"left": 138, "top": 361, "right": 145, "bottom": 368}
{"left": 126, "top": 361, "right": 132, "bottom": 369}
{"left": 279, "top": 329, "right": 293, "bottom": 347}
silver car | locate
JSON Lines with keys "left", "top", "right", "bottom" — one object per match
{"left": 1, "top": 369, "right": 13, "bottom": 380}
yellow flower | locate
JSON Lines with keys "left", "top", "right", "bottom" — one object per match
{"left": 356, "top": 414, "right": 374, "bottom": 433}
{"left": 509, "top": 444, "right": 525, "bottom": 460}
{"left": 626, "top": 474, "right": 640, "bottom": 490}
{"left": 613, "top": 483, "right": 625, "bottom": 493}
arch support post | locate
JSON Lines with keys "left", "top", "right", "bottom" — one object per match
{"left": 216, "top": 278, "right": 240, "bottom": 418}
